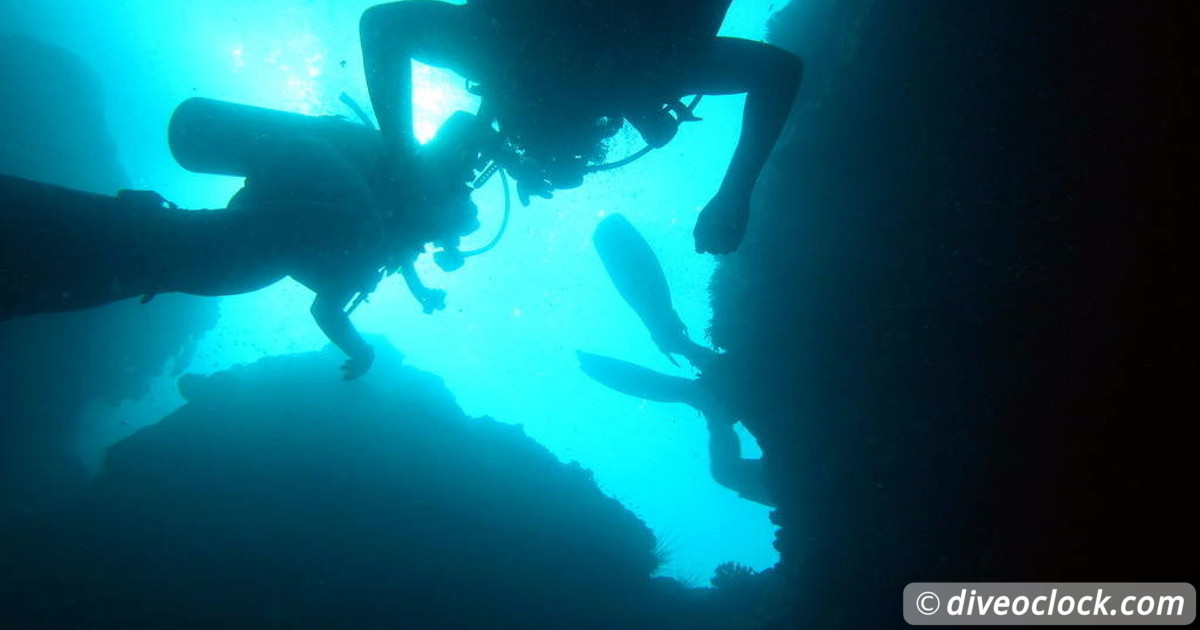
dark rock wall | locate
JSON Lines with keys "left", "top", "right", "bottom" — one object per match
{"left": 0, "top": 346, "right": 743, "bottom": 629}
{"left": 0, "top": 35, "right": 218, "bottom": 517}
{"left": 712, "top": 2, "right": 1190, "bottom": 626}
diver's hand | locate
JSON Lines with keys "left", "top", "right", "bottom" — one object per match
{"left": 506, "top": 157, "right": 554, "bottom": 206}
{"left": 516, "top": 178, "right": 554, "bottom": 207}
{"left": 341, "top": 344, "right": 375, "bottom": 381}
{"left": 417, "top": 288, "right": 446, "bottom": 314}
{"left": 694, "top": 192, "right": 750, "bottom": 254}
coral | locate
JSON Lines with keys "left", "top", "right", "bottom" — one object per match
{"left": 2, "top": 345, "right": 673, "bottom": 628}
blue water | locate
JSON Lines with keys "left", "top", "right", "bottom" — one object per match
{"left": 11, "top": 0, "right": 789, "bottom": 582}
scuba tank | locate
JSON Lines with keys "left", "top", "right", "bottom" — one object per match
{"left": 168, "top": 97, "right": 502, "bottom": 273}
{"left": 168, "top": 97, "right": 384, "bottom": 179}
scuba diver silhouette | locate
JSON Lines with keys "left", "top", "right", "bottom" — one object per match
{"left": 576, "top": 214, "right": 773, "bottom": 507}
{"left": 360, "top": 0, "right": 802, "bottom": 254}
{"left": 1, "top": 98, "right": 484, "bottom": 380}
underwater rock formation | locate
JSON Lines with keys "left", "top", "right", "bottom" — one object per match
{"left": 2, "top": 346, "right": 659, "bottom": 627}
{"left": 0, "top": 35, "right": 125, "bottom": 192}
{"left": 0, "top": 35, "right": 217, "bottom": 519}
{"left": 1, "top": 344, "right": 791, "bottom": 628}
{"left": 712, "top": 2, "right": 1190, "bottom": 627}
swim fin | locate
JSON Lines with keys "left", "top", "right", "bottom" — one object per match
{"left": 575, "top": 350, "right": 700, "bottom": 406}
{"left": 592, "top": 214, "right": 716, "bottom": 367}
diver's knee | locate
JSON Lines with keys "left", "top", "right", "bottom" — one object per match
{"left": 360, "top": 3, "right": 393, "bottom": 34}
{"left": 361, "top": 1, "right": 440, "bottom": 42}
{"left": 761, "top": 47, "right": 803, "bottom": 95}
{"left": 711, "top": 458, "right": 768, "bottom": 503}
{"left": 710, "top": 458, "right": 741, "bottom": 490}
{"left": 784, "top": 51, "right": 804, "bottom": 90}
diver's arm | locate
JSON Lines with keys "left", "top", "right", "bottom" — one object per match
{"left": 360, "top": 1, "right": 419, "bottom": 161}
{"left": 698, "top": 38, "right": 802, "bottom": 201}
{"left": 311, "top": 290, "right": 375, "bottom": 380}
{"left": 360, "top": 1, "right": 470, "bottom": 168}
{"left": 687, "top": 38, "right": 803, "bottom": 253}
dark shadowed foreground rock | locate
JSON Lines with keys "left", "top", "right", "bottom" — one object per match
{"left": 709, "top": 2, "right": 1189, "bottom": 627}
{"left": 1, "top": 346, "right": 781, "bottom": 628}
{"left": 0, "top": 34, "right": 218, "bottom": 517}
{"left": 2, "top": 347, "right": 673, "bottom": 628}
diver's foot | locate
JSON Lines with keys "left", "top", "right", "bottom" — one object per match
{"left": 678, "top": 342, "right": 721, "bottom": 372}
{"left": 654, "top": 333, "right": 720, "bottom": 371}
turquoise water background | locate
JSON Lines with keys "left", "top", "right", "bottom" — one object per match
{"left": 10, "top": 0, "right": 789, "bottom": 582}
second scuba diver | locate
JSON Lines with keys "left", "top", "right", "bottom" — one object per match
{"left": 576, "top": 214, "right": 773, "bottom": 507}
{"left": 360, "top": 0, "right": 802, "bottom": 255}
{"left": 1, "top": 98, "right": 484, "bottom": 380}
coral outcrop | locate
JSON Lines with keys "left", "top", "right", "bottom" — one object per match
{"left": 711, "top": 2, "right": 1190, "bottom": 626}
{"left": 2, "top": 346, "right": 715, "bottom": 628}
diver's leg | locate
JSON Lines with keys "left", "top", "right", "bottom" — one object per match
{"left": 707, "top": 417, "right": 773, "bottom": 507}
{"left": 142, "top": 202, "right": 292, "bottom": 298}
{"left": 576, "top": 351, "right": 704, "bottom": 406}
{"left": 0, "top": 175, "right": 294, "bottom": 314}
{"left": 0, "top": 175, "right": 180, "bottom": 317}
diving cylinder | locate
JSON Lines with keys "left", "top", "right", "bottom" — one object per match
{"left": 168, "top": 97, "right": 384, "bottom": 178}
